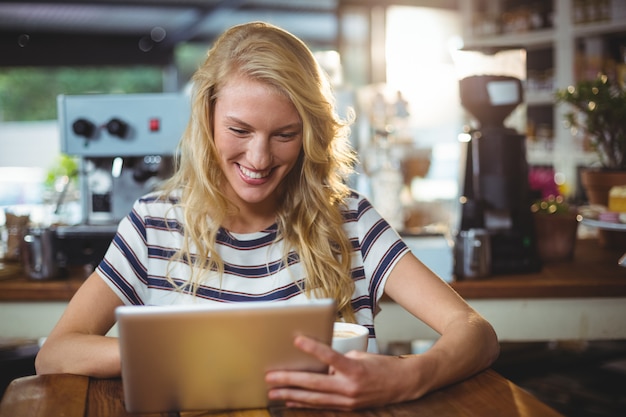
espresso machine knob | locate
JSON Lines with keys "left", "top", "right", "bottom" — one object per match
{"left": 106, "top": 118, "right": 129, "bottom": 138}
{"left": 72, "top": 118, "right": 96, "bottom": 138}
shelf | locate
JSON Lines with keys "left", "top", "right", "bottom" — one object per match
{"left": 461, "top": 0, "right": 624, "bottom": 197}
{"left": 573, "top": 19, "right": 626, "bottom": 38}
{"left": 463, "top": 28, "right": 555, "bottom": 51}
{"left": 526, "top": 90, "right": 554, "bottom": 105}
{"left": 464, "top": 18, "right": 626, "bottom": 52}
{"left": 526, "top": 147, "right": 599, "bottom": 167}
{"left": 527, "top": 146, "right": 555, "bottom": 166}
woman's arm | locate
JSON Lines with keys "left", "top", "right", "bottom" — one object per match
{"left": 381, "top": 251, "right": 500, "bottom": 398}
{"left": 266, "top": 252, "right": 499, "bottom": 409}
{"left": 35, "top": 271, "right": 125, "bottom": 378}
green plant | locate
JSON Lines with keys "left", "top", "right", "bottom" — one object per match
{"left": 44, "top": 154, "right": 78, "bottom": 190}
{"left": 555, "top": 74, "right": 626, "bottom": 171}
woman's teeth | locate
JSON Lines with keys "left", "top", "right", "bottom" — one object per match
{"left": 240, "top": 165, "right": 269, "bottom": 179}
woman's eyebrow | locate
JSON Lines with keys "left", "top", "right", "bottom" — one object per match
{"left": 225, "top": 115, "right": 302, "bottom": 131}
{"left": 224, "top": 115, "right": 252, "bottom": 128}
{"left": 275, "top": 122, "right": 303, "bottom": 131}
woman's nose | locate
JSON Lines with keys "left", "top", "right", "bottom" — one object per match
{"left": 247, "top": 135, "right": 273, "bottom": 168}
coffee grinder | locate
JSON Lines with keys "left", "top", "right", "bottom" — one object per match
{"left": 455, "top": 75, "right": 540, "bottom": 278}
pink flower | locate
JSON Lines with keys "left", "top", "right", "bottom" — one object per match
{"left": 528, "top": 167, "right": 559, "bottom": 199}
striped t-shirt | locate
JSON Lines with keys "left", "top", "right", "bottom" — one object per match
{"left": 96, "top": 190, "right": 409, "bottom": 352}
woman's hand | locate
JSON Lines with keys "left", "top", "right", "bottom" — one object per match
{"left": 265, "top": 335, "right": 420, "bottom": 410}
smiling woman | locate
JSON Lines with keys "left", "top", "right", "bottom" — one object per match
{"left": 35, "top": 21, "right": 499, "bottom": 412}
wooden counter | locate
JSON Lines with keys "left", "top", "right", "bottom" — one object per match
{"left": 450, "top": 238, "right": 626, "bottom": 299}
{"left": 0, "top": 264, "right": 87, "bottom": 302}
{"left": 375, "top": 239, "right": 626, "bottom": 343}
{"left": 2, "top": 239, "right": 625, "bottom": 342}
{"left": 1, "top": 239, "right": 625, "bottom": 302}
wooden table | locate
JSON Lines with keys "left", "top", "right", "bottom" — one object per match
{"left": 0, "top": 369, "right": 564, "bottom": 417}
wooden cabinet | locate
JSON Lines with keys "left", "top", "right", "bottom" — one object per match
{"left": 458, "top": 0, "right": 626, "bottom": 199}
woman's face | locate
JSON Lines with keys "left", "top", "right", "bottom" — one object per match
{"left": 213, "top": 75, "right": 303, "bottom": 212}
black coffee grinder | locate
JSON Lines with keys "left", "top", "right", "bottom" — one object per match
{"left": 456, "top": 75, "right": 540, "bottom": 276}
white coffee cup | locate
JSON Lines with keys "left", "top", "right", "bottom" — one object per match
{"left": 331, "top": 322, "right": 369, "bottom": 354}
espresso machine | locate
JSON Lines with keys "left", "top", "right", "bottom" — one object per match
{"left": 455, "top": 75, "right": 540, "bottom": 278}
{"left": 55, "top": 93, "right": 190, "bottom": 268}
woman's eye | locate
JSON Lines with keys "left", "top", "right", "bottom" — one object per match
{"left": 275, "top": 132, "right": 298, "bottom": 141}
{"left": 229, "top": 127, "right": 248, "bottom": 135}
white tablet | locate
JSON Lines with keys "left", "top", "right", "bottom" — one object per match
{"left": 116, "top": 298, "right": 336, "bottom": 413}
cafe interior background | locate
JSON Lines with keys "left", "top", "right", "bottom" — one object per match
{"left": 1, "top": 1, "right": 626, "bottom": 415}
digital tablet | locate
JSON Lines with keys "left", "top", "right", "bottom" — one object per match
{"left": 116, "top": 298, "right": 336, "bottom": 413}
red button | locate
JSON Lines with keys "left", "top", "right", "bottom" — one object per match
{"left": 149, "top": 118, "right": 160, "bottom": 132}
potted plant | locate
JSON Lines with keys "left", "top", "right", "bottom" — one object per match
{"left": 555, "top": 74, "right": 626, "bottom": 247}
{"left": 528, "top": 167, "right": 579, "bottom": 262}
{"left": 555, "top": 73, "right": 626, "bottom": 172}
{"left": 530, "top": 195, "right": 579, "bottom": 262}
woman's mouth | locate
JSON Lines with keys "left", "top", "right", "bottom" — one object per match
{"left": 239, "top": 164, "right": 270, "bottom": 180}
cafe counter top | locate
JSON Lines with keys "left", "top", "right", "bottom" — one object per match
{"left": 1, "top": 238, "right": 624, "bottom": 302}
{"left": 450, "top": 238, "right": 626, "bottom": 299}
{"left": 0, "top": 263, "right": 87, "bottom": 302}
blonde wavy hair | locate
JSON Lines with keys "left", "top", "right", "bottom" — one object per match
{"left": 162, "top": 21, "right": 358, "bottom": 321}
